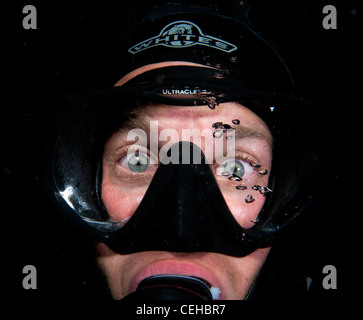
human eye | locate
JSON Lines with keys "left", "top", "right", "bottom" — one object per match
{"left": 111, "top": 145, "right": 158, "bottom": 179}
{"left": 120, "top": 151, "right": 151, "bottom": 172}
{"left": 215, "top": 155, "right": 257, "bottom": 181}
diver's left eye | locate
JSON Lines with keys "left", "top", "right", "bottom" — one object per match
{"left": 216, "top": 159, "right": 254, "bottom": 179}
{"left": 223, "top": 159, "right": 245, "bottom": 177}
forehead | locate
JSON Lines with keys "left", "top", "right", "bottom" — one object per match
{"left": 141, "top": 102, "right": 270, "bottom": 131}
{"left": 113, "top": 102, "right": 274, "bottom": 149}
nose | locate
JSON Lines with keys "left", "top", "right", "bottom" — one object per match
{"left": 105, "top": 141, "right": 259, "bottom": 257}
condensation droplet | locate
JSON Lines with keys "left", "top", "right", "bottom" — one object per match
{"left": 202, "top": 96, "right": 218, "bottom": 109}
{"left": 212, "top": 122, "right": 234, "bottom": 132}
{"left": 222, "top": 124, "right": 231, "bottom": 132}
{"left": 228, "top": 174, "right": 242, "bottom": 182}
{"left": 213, "top": 130, "right": 223, "bottom": 138}
{"left": 252, "top": 185, "right": 261, "bottom": 191}
{"left": 236, "top": 185, "right": 247, "bottom": 190}
{"left": 208, "top": 103, "right": 217, "bottom": 110}
{"left": 221, "top": 171, "right": 230, "bottom": 176}
{"left": 245, "top": 194, "right": 255, "bottom": 203}
{"left": 212, "top": 122, "right": 223, "bottom": 129}
{"left": 250, "top": 161, "right": 261, "bottom": 168}
{"left": 213, "top": 72, "right": 224, "bottom": 79}
{"left": 259, "top": 186, "right": 273, "bottom": 196}
{"left": 232, "top": 119, "right": 240, "bottom": 125}
{"left": 258, "top": 169, "right": 268, "bottom": 176}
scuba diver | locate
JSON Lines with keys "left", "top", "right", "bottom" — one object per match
{"left": 46, "top": 0, "right": 324, "bottom": 300}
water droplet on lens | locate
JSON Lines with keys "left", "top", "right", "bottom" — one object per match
{"left": 245, "top": 194, "right": 255, "bottom": 203}
{"left": 259, "top": 186, "right": 273, "bottom": 196}
{"left": 228, "top": 174, "right": 242, "bottom": 182}
{"left": 232, "top": 119, "right": 240, "bottom": 125}
{"left": 252, "top": 185, "right": 261, "bottom": 191}
{"left": 250, "top": 161, "right": 261, "bottom": 168}
{"left": 202, "top": 96, "right": 218, "bottom": 109}
{"left": 223, "top": 124, "right": 231, "bottom": 129}
{"left": 212, "top": 122, "right": 223, "bottom": 129}
{"left": 258, "top": 169, "right": 268, "bottom": 176}
{"left": 213, "top": 130, "right": 223, "bottom": 138}
{"left": 236, "top": 185, "right": 247, "bottom": 190}
{"left": 213, "top": 72, "right": 224, "bottom": 79}
{"left": 222, "top": 124, "right": 231, "bottom": 133}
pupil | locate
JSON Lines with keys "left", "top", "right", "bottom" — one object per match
{"left": 128, "top": 153, "right": 148, "bottom": 172}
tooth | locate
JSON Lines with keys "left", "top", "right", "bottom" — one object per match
{"left": 210, "top": 287, "right": 221, "bottom": 300}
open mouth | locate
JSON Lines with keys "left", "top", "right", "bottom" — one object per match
{"left": 129, "top": 260, "right": 223, "bottom": 300}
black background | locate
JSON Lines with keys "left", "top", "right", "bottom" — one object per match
{"left": 1, "top": 0, "right": 359, "bottom": 305}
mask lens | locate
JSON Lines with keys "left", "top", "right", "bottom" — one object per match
{"left": 100, "top": 103, "right": 273, "bottom": 231}
{"left": 51, "top": 89, "right": 321, "bottom": 253}
{"left": 49, "top": 60, "right": 322, "bottom": 255}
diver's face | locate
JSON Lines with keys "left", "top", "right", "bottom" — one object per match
{"left": 98, "top": 101, "right": 273, "bottom": 300}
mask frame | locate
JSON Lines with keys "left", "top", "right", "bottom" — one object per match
{"left": 45, "top": 66, "right": 324, "bottom": 257}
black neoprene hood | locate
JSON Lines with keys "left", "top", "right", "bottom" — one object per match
{"left": 46, "top": 2, "right": 324, "bottom": 258}
{"left": 89, "top": 2, "right": 295, "bottom": 93}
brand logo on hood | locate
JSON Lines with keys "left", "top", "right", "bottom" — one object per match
{"left": 128, "top": 20, "right": 238, "bottom": 54}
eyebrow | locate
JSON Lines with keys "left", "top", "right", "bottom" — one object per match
{"left": 122, "top": 110, "right": 151, "bottom": 133}
{"left": 233, "top": 125, "right": 274, "bottom": 148}
{"left": 119, "top": 109, "right": 274, "bottom": 147}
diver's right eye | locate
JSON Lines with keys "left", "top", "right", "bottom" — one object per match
{"left": 119, "top": 151, "right": 152, "bottom": 173}
{"left": 126, "top": 152, "right": 149, "bottom": 172}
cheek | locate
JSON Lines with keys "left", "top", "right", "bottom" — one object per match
{"left": 97, "top": 243, "right": 129, "bottom": 300}
{"left": 101, "top": 172, "right": 147, "bottom": 221}
{"left": 228, "top": 247, "right": 271, "bottom": 299}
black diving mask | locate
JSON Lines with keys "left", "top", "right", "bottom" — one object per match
{"left": 46, "top": 3, "right": 324, "bottom": 259}
{"left": 47, "top": 65, "right": 323, "bottom": 258}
